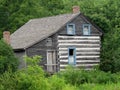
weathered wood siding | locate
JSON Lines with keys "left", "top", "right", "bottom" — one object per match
{"left": 58, "top": 14, "right": 102, "bottom": 36}
{"left": 57, "top": 35, "right": 101, "bottom": 71}
{"left": 26, "top": 34, "right": 58, "bottom": 72}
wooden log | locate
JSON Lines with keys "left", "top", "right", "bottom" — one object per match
{"left": 59, "top": 55, "right": 99, "bottom": 58}
{"left": 60, "top": 60, "right": 100, "bottom": 63}
{"left": 60, "top": 64, "right": 99, "bottom": 67}
{"left": 58, "top": 51, "right": 100, "bottom": 54}
{"left": 58, "top": 40, "right": 100, "bottom": 43}
{"left": 58, "top": 47, "right": 100, "bottom": 51}
{"left": 58, "top": 43, "right": 100, "bottom": 47}
{"left": 58, "top": 36, "right": 100, "bottom": 39}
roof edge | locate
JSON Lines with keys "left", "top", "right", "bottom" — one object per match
{"left": 13, "top": 48, "right": 25, "bottom": 51}
{"left": 80, "top": 13, "right": 104, "bottom": 36}
{"left": 25, "top": 13, "right": 80, "bottom": 49}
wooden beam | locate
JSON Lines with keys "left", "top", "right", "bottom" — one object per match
{"left": 58, "top": 43, "right": 100, "bottom": 47}
{"left": 58, "top": 51, "right": 100, "bottom": 54}
{"left": 59, "top": 55, "right": 99, "bottom": 58}
{"left": 58, "top": 36, "right": 100, "bottom": 39}
{"left": 58, "top": 40, "right": 100, "bottom": 43}
{"left": 60, "top": 60, "right": 100, "bottom": 63}
{"left": 59, "top": 47, "right": 100, "bottom": 51}
{"left": 60, "top": 64, "right": 99, "bottom": 67}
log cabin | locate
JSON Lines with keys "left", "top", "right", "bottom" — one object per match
{"left": 4, "top": 6, "right": 103, "bottom": 73}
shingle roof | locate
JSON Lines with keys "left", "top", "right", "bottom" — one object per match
{"left": 10, "top": 13, "right": 79, "bottom": 49}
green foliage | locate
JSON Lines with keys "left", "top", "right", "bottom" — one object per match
{"left": 0, "top": 0, "right": 65, "bottom": 38}
{"left": 62, "top": 85, "right": 79, "bottom": 90}
{"left": 40, "top": 0, "right": 64, "bottom": 15}
{"left": 0, "top": 40, "right": 18, "bottom": 74}
{"left": 0, "top": 56, "right": 75, "bottom": 90}
{"left": 24, "top": 55, "right": 42, "bottom": 66}
{"left": 48, "top": 75, "right": 65, "bottom": 90}
{"left": 79, "top": 83, "right": 120, "bottom": 90}
{"left": 58, "top": 67, "right": 119, "bottom": 86}
{"left": 0, "top": 56, "right": 47, "bottom": 90}
{"left": 1, "top": 56, "right": 120, "bottom": 90}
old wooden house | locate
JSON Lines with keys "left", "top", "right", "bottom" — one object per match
{"left": 4, "top": 6, "right": 103, "bottom": 73}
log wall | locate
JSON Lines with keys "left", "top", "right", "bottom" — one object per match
{"left": 57, "top": 35, "right": 101, "bottom": 71}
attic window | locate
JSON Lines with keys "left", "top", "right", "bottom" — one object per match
{"left": 46, "top": 38, "right": 52, "bottom": 46}
{"left": 83, "top": 24, "right": 91, "bottom": 35}
{"left": 67, "top": 24, "right": 75, "bottom": 35}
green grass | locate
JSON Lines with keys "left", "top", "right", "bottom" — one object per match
{"left": 62, "top": 83, "right": 120, "bottom": 90}
{"left": 79, "top": 83, "right": 120, "bottom": 90}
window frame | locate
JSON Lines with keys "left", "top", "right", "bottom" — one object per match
{"left": 67, "top": 23, "right": 75, "bottom": 35}
{"left": 83, "top": 24, "right": 91, "bottom": 35}
{"left": 46, "top": 38, "right": 52, "bottom": 46}
{"left": 68, "top": 47, "right": 76, "bottom": 65}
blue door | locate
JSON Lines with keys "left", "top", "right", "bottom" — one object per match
{"left": 68, "top": 47, "right": 76, "bottom": 65}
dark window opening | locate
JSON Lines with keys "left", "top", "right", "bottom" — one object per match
{"left": 69, "top": 49, "right": 74, "bottom": 56}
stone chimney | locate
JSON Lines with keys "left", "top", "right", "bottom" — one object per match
{"left": 3, "top": 31, "right": 10, "bottom": 44}
{"left": 72, "top": 6, "right": 80, "bottom": 14}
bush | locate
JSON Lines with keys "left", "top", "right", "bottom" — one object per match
{"left": 0, "top": 56, "right": 72, "bottom": 90}
{"left": 15, "top": 56, "right": 47, "bottom": 90}
{"left": 58, "top": 66, "right": 119, "bottom": 86}
{"left": 1, "top": 56, "right": 119, "bottom": 90}
{"left": 57, "top": 66, "right": 90, "bottom": 85}
{"left": 0, "top": 40, "right": 18, "bottom": 74}
{"left": 48, "top": 75, "right": 65, "bottom": 90}
{"left": 0, "top": 56, "right": 48, "bottom": 90}
{"left": 0, "top": 71, "right": 17, "bottom": 90}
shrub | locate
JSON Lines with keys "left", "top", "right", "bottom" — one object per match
{"left": 1, "top": 56, "right": 119, "bottom": 90}
{"left": 15, "top": 56, "right": 47, "bottom": 90}
{"left": 58, "top": 66, "right": 119, "bottom": 85}
{"left": 48, "top": 75, "right": 65, "bottom": 90}
{"left": 0, "top": 40, "right": 18, "bottom": 74}
{"left": 62, "top": 84, "right": 79, "bottom": 90}
{"left": 0, "top": 56, "right": 68, "bottom": 90}
{"left": 0, "top": 71, "right": 17, "bottom": 90}
{"left": 0, "top": 56, "right": 47, "bottom": 90}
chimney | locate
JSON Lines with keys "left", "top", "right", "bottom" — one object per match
{"left": 72, "top": 6, "right": 80, "bottom": 14}
{"left": 3, "top": 31, "right": 10, "bottom": 44}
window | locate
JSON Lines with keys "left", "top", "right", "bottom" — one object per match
{"left": 67, "top": 24, "right": 75, "bottom": 35}
{"left": 83, "top": 24, "right": 91, "bottom": 35}
{"left": 46, "top": 38, "right": 52, "bottom": 46}
{"left": 69, "top": 49, "right": 74, "bottom": 56}
{"left": 68, "top": 47, "right": 76, "bottom": 65}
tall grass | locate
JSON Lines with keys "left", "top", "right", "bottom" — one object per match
{"left": 79, "top": 83, "right": 120, "bottom": 90}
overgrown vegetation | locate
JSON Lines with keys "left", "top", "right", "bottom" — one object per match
{"left": 0, "top": 40, "right": 18, "bottom": 74}
{"left": 0, "top": 56, "right": 120, "bottom": 90}
{"left": 58, "top": 66, "right": 119, "bottom": 86}
{"left": 0, "top": 56, "right": 75, "bottom": 90}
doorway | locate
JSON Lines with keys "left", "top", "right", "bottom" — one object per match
{"left": 47, "top": 50, "right": 56, "bottom": 72}
{"left": 68, "top": 47, "right": 76, "bottom": 65}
